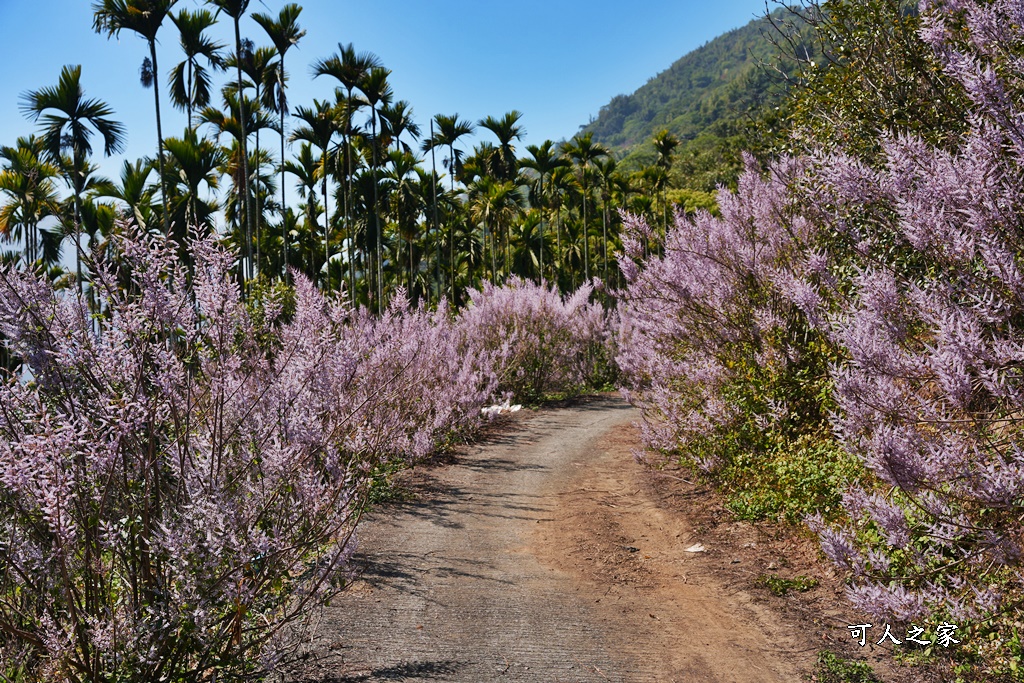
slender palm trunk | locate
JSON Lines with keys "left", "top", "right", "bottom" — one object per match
{"left": 233, "top": 19, "right": 253, "bottom": 291}
{"left": 187, "top": 59, "right": 194, "bottom": 130}
{"left": 539, "top": 176, "right": 545, "bottom": 283}
{"left": 322, "top": 162, "right": 329, "bottom": 291}
{"left": 73, "top": 172, "right": 83, "bottom": 293}
{"left": 254, "top": 110, "right": 262, "bottom": 279}
{"left": 449, "top": 144, "right": 456, "bottom": 299}
{"left": 280, "top": 67, "right": 288, "bottom": 278}
{"left": 344, "top": 89, "right": 360, "bottom": 305}
{"left": 503, "top": 221, "right": 509, "bottom": 279}
{"left": 491, "top": 222, "right": 499, "bottom": 282}
{"left": 430, "top": 122, "right": 440, "bottom": 302}
{"left": 372, "top": 111, "right": 382, "bottom": 308}
{"left": 602, "top": 194, "right": 609, "bottom": 283}
{"left": 556, "top": 209, "right": 562, "bottom": 289}
{"left": 342, "top": 140, "right": 355, "bottom": 304}
{"left": 149, "top": 40, "right": 170, "bottom": 236}
{"left": 582, "top": 179, "right": 589, "bottom": 282}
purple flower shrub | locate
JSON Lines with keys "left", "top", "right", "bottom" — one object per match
{"left": 617, "top": 0, "right": 1024, "bottom": 668}
{"left": 457, "top": 276, "right": 615, "bottom": 402}
{"left": 799, "top": 0, "right": 1024, "bottom": 635}
{"left": 615, "top": 157, "right": 848, "bottom": 523}
{"left": 0, "top": 226, "right": 504, "bottom": 681}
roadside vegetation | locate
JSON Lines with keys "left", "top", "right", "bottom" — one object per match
{"left": 3, "top": 0, "right": 1024, "bottom": 681}
{"left": 617, "top": 1, "right": 1024, "bottom": 680}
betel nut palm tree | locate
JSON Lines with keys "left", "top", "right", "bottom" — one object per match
{"left": 290, "top": 100, "right": 338, "bottom": 290}
{"left": 168, "top": 8, "right": 225, "bottom": 130}
{"left": 422, "top": 113, "right": 474, "bottom": 296}
{"left": 520, "top": 140, "right": 568, "bottom": 281}
{"left": 478, "top": 110, "right": 525, "bottom": 183}
{"left": 92, "top": 0, "right": 177, "bottom": 234}
{"left": 252, "top": 3, "right": 305, "bottom": 275}
{"left": 312, "top": 43, "right": 380, "bottom": 300}
{"left": 561, "top": 131, "right": 608, "bottom": 283}
{"left": 20, "top": 64, "right": 126, "bottom": 288}
{"left": 0, "top": 136, "right": 62, "bottom": 266}
{"left": 205, "top": 0, "right": 255, "bottom": 289}
{"left": 358, "top": 66, "right": 393, "bottom": 307}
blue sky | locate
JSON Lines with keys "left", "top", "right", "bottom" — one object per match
{"left": 0, "top": 0, "right": 770, "bottom": 185}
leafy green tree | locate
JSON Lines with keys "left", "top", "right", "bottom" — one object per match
{"left": 510, "top": 209, "right": 547, "bottom": 281}
{"left": 92, "top": 0, "right": 177, "bottom": 233}
{"left": 283, "top": 141, "right": 323, "bottom": 278}
{"left": 593, "top": 156, "right": 621, "bottom": 283}
{"left": 382, "top": 150, "right": 422, "bottom": 298}
{"left": 776, "top": 0, "right": 968, "bottom": 157}
{"left": 200, "top": 89, "right": 272, "bottom": 280}
{"left": 228, "top": 44, "right": 281, "bottom": 274}
{"left": 652, "top": 129, "right": 680, "bottom": 170}
{"left": 312, "top": 43, "right": 381, "bottom": 296}
{"left": 168, "top": 8, "right": 224, "bottom": 130}
{"left": 101, "top": 158, "right": 156, "bottom": 230}
{"left": 548, "top": 164, "right": 574, "bottom": 287}
{"left": 423, "top": 114, "right": 475, "bottom": 192}
{"left": 20, "top": 65, "right": 126, "bottom": 287}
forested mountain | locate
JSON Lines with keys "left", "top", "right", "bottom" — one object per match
{"left": 584, "top": 11, "right": 789, "bottom": 150}
{"left": 580, "top": 10, "right": 808, "bottom": 186}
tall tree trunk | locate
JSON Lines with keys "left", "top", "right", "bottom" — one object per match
{"left": 73, "top": 171, "right": 83, "bottom": 293}
{"left": 430, "top": 120, "right": 440, "bottom": 303}
{"left": 150, "top": 40, "right": 170, "bottom": 236}
{"left": 343, "top": 139, "right": 355, "bottom": 304}
{"left": 187, "top": 58, "right": 193, "bottom": 130}
{"left": 602, "top": 195, "right": 609, "bottom": 283}
{"left": 254, "top": 110, "right": 262, "bottom": 279}
{"left": 345, "top": 90, "right": 354, "bottom": 303}
{"left": 280, "top": 60, "right": 288, "bottom": 278}
{"left": 556, "top": 209, "right": 562, "bottom": 290}
{"left": 539, "top": 176, "right": 545, "bottom": 284}
{"left": 322, "top": 164, "right": 329, "bottom": 291}
{"left": 233, "top": 19, "right": 253, "bottom": 293}
{"left": 372, "top": 111, "right": 382, "bottom": 308}
{"left": 582, "top": 181, "right": 589, "bottom": 283}
{"left": 449, "top": 143, "right": 456, "bottom": 300}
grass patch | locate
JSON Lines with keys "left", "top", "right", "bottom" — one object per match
{"left": 365, "top": 460, "right": 414, "bottom": 508}
{"left": 753, "top": 574, "right": 818, "bottom": 596}
{"left": 815, "top": 651, "right": 881, "bottom": 683}
{"left": 722, "top": 433, "right": 863, "bottom": 524}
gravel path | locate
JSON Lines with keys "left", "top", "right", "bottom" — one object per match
{"left": 291, "top": 396, "right": 808, "bottom": 682}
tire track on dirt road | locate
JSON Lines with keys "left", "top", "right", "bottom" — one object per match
{"left": 291, "top": 396, "right": 812, "bottom": 682}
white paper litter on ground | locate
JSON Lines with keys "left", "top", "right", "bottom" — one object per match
{"left": 481, "top": 400, "right": 523, "bottom": 417}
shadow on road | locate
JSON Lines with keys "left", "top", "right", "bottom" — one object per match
{"left": 298, "top": 658, "right": 463, "bottom": 682}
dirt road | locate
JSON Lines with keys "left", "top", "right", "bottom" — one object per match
{"left": 293, "top": 396, "right": 817, "bottom": 682}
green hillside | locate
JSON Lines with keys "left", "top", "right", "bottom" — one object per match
{"left": 583, "top": 11, "right": 791, "bottom": 150}
{"left": 581, "top": 10, "right": 809, "bottom": 187}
